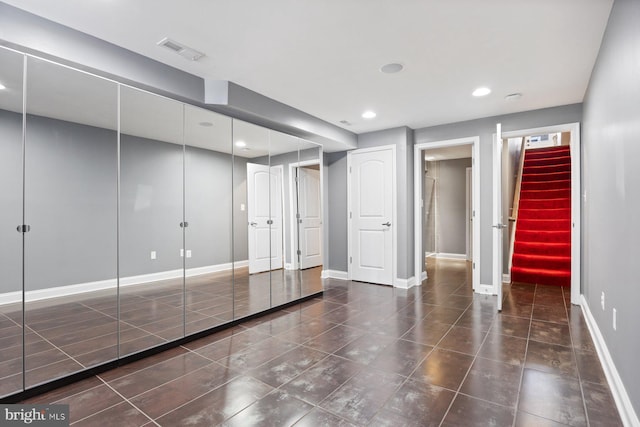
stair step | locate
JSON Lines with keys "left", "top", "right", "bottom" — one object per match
{"left": 525, "top": 146, "right": 570, "bottom": 158}
{"left": 519, "top": 198, "right": 571, "bottom": 210}
{"left": 523, "top": 164, "right": 571, "bottom": 174}
{"left": 525, "top": 156, "right": 571, "bottom": 167}
{"left": 514, "top": 241, "right": 571, "bottom": 256}
{"left": 522, "top": 171, "right": 571, "bottom": 182}
{"left": 512, "top": 253, "right": 571, "bottom": 270}
{"left": 518, "top": 208, "right": 571, "bottom": 220}
{"left": 521, "top": 180, "right": 571, "bottom": 191}
{"left": 521, "top": 188, "right": 571, "bottom": 199}
{"left": 516, "top": 229, "right": 571, "bottom": 243}
{"left": 517, "top": 218, "right": 571, "bottom": 231}
{"left": 511, "top": 266, "right": 570, "bottom": 287}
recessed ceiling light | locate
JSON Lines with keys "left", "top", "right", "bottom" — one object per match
{"left": 472, "top": 87, "right": 491, "bottom": 97}
{"left": 362, "top": 111, "right": 377, "bottom": 119}
{"left": 235, "top": 141, "right": 247, "bottom": 148}
{"left": 505, "top": 93, "right": 522, "bottom": 101}
{"left": 199, "top": 121, "right": 213, "bottom": 127}
{"left": 0, "top": 83, "right": 6, "bottom": 90}
{"left": 380, "top": 63, "right": 404, "bottom": 74}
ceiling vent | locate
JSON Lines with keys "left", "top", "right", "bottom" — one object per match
{"left": 157, "top": 37, "right": 205, "bottom": 61}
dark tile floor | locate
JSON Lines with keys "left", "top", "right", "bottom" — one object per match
{"left": 21, "top": 259, "right": 622, "bottom": 426}
{"left": 0, "top": 266, "right": 322, "bottom": 396}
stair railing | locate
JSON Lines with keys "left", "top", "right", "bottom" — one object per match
{"left": 507, "top": 137, "right": 527, "bottom": 274}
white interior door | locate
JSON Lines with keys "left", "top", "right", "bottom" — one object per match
{"left": 298, "top": 167, "right": 322, "bottom": 269}
{"left": 269, "top": 166, "right": 283, "bottom": 271}
{"left": 350, "top": 147, "right": 394, "bottom": 285}
{"left": 247, "top": 163, "right": 283, "bottom": 274}
{"left": 248, "top": 163, "right": 271, "bottom": 274}
{"left": 493, "top": 123, "right": 505, "bottom": 311}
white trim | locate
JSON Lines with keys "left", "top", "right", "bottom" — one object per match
{"left": 321, "top": 269, "right": 348, "bottom": 280}
{"left": 502, "top": 122, "right": 581, "bottom": 305}
{"left": 394, "top": 276, "right": 416, "bottom": 289}
{"left": 0, "top": 261, "right": 249, "bottom": 305}
{"left": 581, "top": 295, "right": 640, "bottom": 427}
{"left": 284, "top": 263, "right": 294, "bottom": 270}
{"left": 435, "top": 252, "right": 467, "bottom": 260}
{"left": 502, "top": 273, "right": 511, "bottom": 283}
{"left": 414, "top": 136, "right": 480, "bottom": 293}
{"left": 420, "top": 271, "right": 427, "bottom": 283}
{"left": 347, "top": 144, "right": 397, "bottom": 287}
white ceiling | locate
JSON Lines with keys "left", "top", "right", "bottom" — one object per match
{"left": 2, "top": 0, "right": 613, "bottom": 137}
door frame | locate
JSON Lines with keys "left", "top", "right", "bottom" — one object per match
{"left": 501, "top": 122, "right": 581, "bottom": 305}
{"left": 288, "top": 159, "right": 321, "bottom": 270}
{"left": 414, "top": 137, "right": 480, "bottom": 291}
{"left": 466, "top": 167, "right": 472, "bottom": 261}
{"left": 347, "top": 144, "right": 397, "bottom": 286}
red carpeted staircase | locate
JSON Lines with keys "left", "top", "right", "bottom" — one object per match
{"left": 511, "top": 145, "right": 571, "bottom": 286}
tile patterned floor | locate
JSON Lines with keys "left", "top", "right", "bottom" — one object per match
{"left": 22, "top": 259, "right": 622, "bottom": 426}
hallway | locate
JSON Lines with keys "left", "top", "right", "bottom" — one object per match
{"left": 24, "top": 259, "right": 621, "bottom": 426}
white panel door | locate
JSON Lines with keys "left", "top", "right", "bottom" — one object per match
{"left": 298, "top": 167, "right": 322, "bottom": 269}
{"left": 493, "top": 123, "right": 504, "bottom": 311}
{"left": 351, "top": 148, "right": 393, "bottom": 285}
{"left": 269, "top": 166, "right": 283, "bottom": 271}
{"left": 247, "top": 163, "right": 272, "bottom": 274}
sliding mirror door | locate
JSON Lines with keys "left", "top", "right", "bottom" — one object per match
{"left": 24, "top": 57, "right": 119, "bottom": 387}
{"left": 0, "top": 47, "right": 25, "bottom": 397}
{"left": 184, "top": 106, "right": 234, "bottom": 332}
{"left": 119, "top": 87, "right": 185, "bottom": 356}
{"left": 268, "top": 131, "right": 301, "bottom": 306}
{"left": 232, "top": 120, "right": 271, "bottom": 317}
{"left": 296, "top": 141, "right": 323, "bottom": 297}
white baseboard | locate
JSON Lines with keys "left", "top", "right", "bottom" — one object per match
{"left": 0, "top": 260, "right": 249, "bottom": 306}
{"left": 581, "top": 295, "right": 640, "bottom": 427}
{"left": 394, "top": 276, "right": 417, "bottom": 289}
{"left": 475, "top": 283, "right": 494, "bottom": 295}
{"left": 321, "top": 270, "right": 348, "bottom": 280}
{"left": 420, "top": 271, "right": 427, "bottom": 282}
{"left": 435, "top": 252, "right": 467, "bottom": 260}
{"left": 425, "top": 252, "right": 436, "bottom": 258}
{"left": 502, "top": 273, "right": 511, "bottom": 283}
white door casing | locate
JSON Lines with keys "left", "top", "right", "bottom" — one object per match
{"left": 348, "top": 146, "right": 395, "bottom": 286}
{"left": 298, "top": 167, "right": 322, "bottom": 269}
{"left": 493, "top": 123, "right": 504, "bottom": 311}
{"left": 247, "top": 163, "right": 283, "bottom": 274}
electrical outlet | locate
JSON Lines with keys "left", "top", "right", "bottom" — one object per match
{"left": 180, "top": 249, "right": 184, "bottom": 257}
{"left": 613, "top": 308, "right": 617, "bottom": 331}
{"left": 240, "top": 203, "right": 246, "bottom": 211}
{"left": 186, "top": 250, "right": 192, "bottom": 258}
{"left": 601, "top": 292, "right": 605, "bottom": 310}
{"left": 150, "top": 251, "right": 156, "bottom": 260}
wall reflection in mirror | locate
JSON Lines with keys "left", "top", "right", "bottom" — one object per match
{"left": 0, "top": 45, "right": 323, "bottom": 398}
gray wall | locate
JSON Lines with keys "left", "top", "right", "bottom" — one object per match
{"left": 414, "top": 103, "right": 582, "bottom": 285}
{"left": 325, "top": 152, "right": 348, "bottom": 272}
{"left": 0, "top": 109, "right": 246, "bottom": 292}
{"left": 0, "top": 110, "right": 25, "bottom": 294}
{"left": 582, "top": 0, "right": 640, "bottom": 415}
{"left": 436, "top": 158, "right": 472, "bottom": 255}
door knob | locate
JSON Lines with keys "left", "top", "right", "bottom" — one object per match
{"left": 382, "top": 222, "right": 391, "bottom": 227}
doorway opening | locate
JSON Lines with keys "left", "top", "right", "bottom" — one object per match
{"left": 414, "top": 137, "right": 480, "bottom": 292}
{"left": 499, "top": 123, "right": 581, "bottom": 305}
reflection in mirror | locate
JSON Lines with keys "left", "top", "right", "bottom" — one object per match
{"left": 24, "top": 57, "right": 118, "bottom": 388}
{"left": 0, "top": 47, "right": 24, "bottom": 397}
{"left": 232, "top": 120, "right": 271, "bottom": 317}
{"left": 295, "top": 141, "right": 324, "bottom": 297}
{"left": 268, "top": 131, "right": 301, "bottom": 306}
{"left": 119, "top": 86, "right": 184, "bottom": 356}
{"left": 184, "top": 106, "right": 234, "bottom": 333}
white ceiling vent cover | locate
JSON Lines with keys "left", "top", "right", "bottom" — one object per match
{"left": 157, "top": 37, "right": 205, "bottom": 61}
